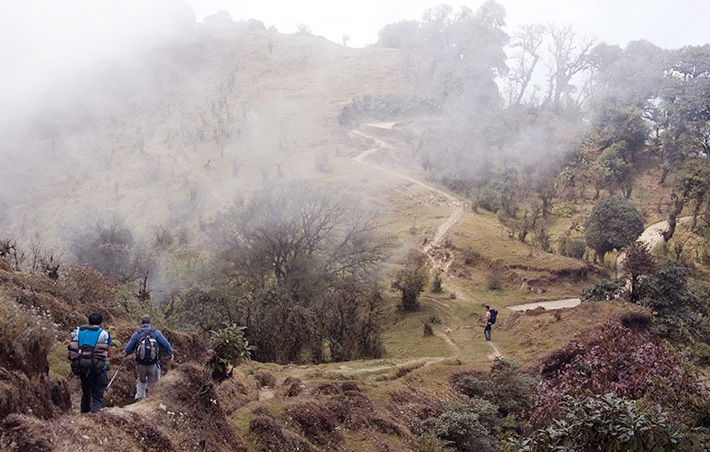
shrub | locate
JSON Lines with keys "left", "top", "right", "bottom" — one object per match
{"left": 486, "top": 272, "right": 504, "bottom": 291}
{"left": 530, "top": 323, "right": 710, "bottom": 429}
{"left": 254, "top": 370, "right": 276, "bottom": 388}
{"left": 461, "top": 247, "right": 480, "bottom": 266}
{"left": 452, "top": 358, "right": 535, "bottom": 419}
{"left": 431, "top": 271, "right": 443, "bottom": 293}
{"left": 475, "top": 186, "right": 501, "bottom": 213}
{"left": 580, "top": 278, "right": 626, "bottom": 302}
{"left": 423, "top": 322, "right": 434, "bottom": 337}
{"left": 515, "top": 394, "right": 692, "bottom": 452}
{"left": 418, "top": 398, "right": 500, "bottom": 452}
{"left": 392, "top": 250, "right": 429, "bottom": 311}
{"left": 207, "top": 325, "right": 255, "bottom": 381}
{"left": 558, "top": 236, "right": 586, "bottom": 259}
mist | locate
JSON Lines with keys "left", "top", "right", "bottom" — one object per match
{"left": 1, "top": 0, "right": 707, "bottom": 306}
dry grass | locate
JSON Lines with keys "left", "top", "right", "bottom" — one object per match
{"left": 492, "top": 301, "right": 648, "bottom": 367}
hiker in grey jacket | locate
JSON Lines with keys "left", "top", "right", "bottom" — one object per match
{"left": 124, "top": 314, "right": 174, "bottom": 400}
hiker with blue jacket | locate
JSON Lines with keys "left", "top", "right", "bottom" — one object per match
{"left": 70, "top": 312, "right": 113, "bottom": 413}
{"left": 124, "top": 314, "right": 174, "bottom": 401}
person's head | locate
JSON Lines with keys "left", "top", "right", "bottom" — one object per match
{"left": 485, "top": 305, "right": 490, "bottom": 310}
{"left": 141, "top": 314, "right": 152, "bottom": 325}
{"left": 88, "top": 313, "right": 103, "bottom": 325}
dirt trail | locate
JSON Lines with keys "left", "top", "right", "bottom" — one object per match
{"left": 616, "top": 216, "right": 692, "bottom": 275}
{"left": 352, "top": 127, "right": 464, "bottom": 272}
{"left": 351, "top": 124, "right": 499, "bottom": 364}
{"left": 350, "top": 126, "right": 700, "bottom": 367}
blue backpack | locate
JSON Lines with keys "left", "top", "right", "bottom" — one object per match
{"left": 68, "top": 326, "right": 109, "bottom": 376}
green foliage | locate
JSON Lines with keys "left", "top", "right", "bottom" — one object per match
{"left": 580, "top": 278, "right": 627, "bottom": 302}
{"left": 454, "top": 358, "right": 535, "bottom": 419}
{"left": 515, "top": 394, "right": 692, "bottom": 452}
{"left": 474, "top": 186, "right": 502, "bottom": 213}
{"left": 393, "top": 250, "right": 430, "bottom": 311}
{"left": 207, "top": 324, "right": 254, "bottom": 381}
{"left": 596, "top": 142, "right": 633, "bottom": 196}
{"left": 557, "top": 235, "right": 586, "bottom": 259}
{"left": 584, "top": 195, "right": 644, "bottom": 262}
{"left": 418, "top": 398, "right": 500, "bottom": 452}
{"left": 622, "top": 240, "right": 656, "bottom": 301}
{"left": 636, "top": 262, "right": 706, "bottom": 343}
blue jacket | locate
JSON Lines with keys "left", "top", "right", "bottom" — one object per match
{"left": 124, "top": 325, "right": 173, "bottom": 365}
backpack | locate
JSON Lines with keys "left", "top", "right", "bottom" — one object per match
{"left": 68, "top": 326, "right": 109, "bottom": 376}
{"left": 136, "top": 328, "right": 159, "bottom": 365}
{"left": 489, "top": 309, "right": 498, "bottom": 325}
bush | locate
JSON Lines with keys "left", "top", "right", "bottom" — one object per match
{"left": 530, "top": 323, "right": 710, "bottom": 429}
{"left": 461, "top": 247, "right": 480, "bottom": 266}
{"left": 453, "top": 358, "right": 535, "bottom": 419}
{"left": 393, "top": 250, "right": 429, "bottom": 311}
{"left": 580, "top": 278, "right": 626, "bottom": 302}
{"left": 558, "top": 236, "right": 586, "bottom": 259}
{"left": 207, "top": 325, "right": 255, "bottom": 381}
{"left": 423, "top": 322, "right": 434, "bottom": 337}
{"left": 475, "top": 186, "right": 501, "bottom": 213}
{"left": 486, "top": 272, "right": 504, "bottom": 291}
{"left": 515, "top": 394, "right": 692, "bottom": 452}
{"left": 431, "top": 272, "right": 443, "bottom": 293}
{"left": 418, "top": 398, "right": 500, "bottom": 452}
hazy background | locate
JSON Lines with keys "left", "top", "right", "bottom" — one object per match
{"left": 188, "top": 0, "right": 707, "bottom": 48}
{"left": 2, "top": 0, "right": 704, "bottom": 124}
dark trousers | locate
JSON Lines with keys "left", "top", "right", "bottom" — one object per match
{"left": 80, "top": 370, "right": 108, "bottom": 413}
{"left": 484, "top": 323, "right": 491, "bottom": 341}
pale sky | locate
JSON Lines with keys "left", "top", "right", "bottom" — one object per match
{"left": 189, "top": 0, "right": 708, "bottom": 49}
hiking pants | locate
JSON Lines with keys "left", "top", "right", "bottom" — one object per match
{"left": 135, "top": 363, "right": 161, "bottom": 400}
{"left": 80, "top": 370, "right": 107, "bottom": 413}
{"left": 484, "top": 323, "right": 491, "bottom": 341}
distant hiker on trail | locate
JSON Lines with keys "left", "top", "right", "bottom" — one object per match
{"left": 68, "top": 312, "right": 112, "bottom": 413}
{"left": 484, "top": 305, "right": 497, "bottom": 341}
{"left": 124, "top": 314, "right": 174, "bottom": 401}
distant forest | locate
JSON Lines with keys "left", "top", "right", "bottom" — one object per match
{"left": 366, "top": 1, "right": 710, "bottom": 250}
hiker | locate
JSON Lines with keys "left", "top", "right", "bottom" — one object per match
{"left": 124, "top": 314, "right": 174, "bottom": 401}
{"left": 483, "top": 305, "right": 497, "bottom": 341}
{"left": 69, "top": 312, "right": 112, "bottom": 413}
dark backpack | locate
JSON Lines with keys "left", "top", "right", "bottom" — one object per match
{"left": 68, "top": 326, "right": 109, "bottom": 376}
{"left": 489, "top": 309, "right": 498, "bottom": 325}
{"left": 136, "top": 328, "right": 159, "bottom": 365}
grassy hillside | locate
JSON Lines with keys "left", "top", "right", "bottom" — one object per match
{"left": 1, "top": 16, "right": 710, "bottom": 452}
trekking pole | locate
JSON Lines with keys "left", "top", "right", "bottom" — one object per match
{"left": 106, "top": 355, "right": 127, "bottom": 391}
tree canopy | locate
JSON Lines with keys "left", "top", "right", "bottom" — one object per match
{"left": 584, "top": 195, "right": 644, "bottom": 263}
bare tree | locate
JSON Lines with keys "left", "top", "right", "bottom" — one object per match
{"left": 545, "top": 25, "right": 595, "bottom": 111}
{"left": 508, "top": 24, "right": 545, "bottom": 105}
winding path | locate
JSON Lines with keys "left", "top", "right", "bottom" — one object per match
{"left": 351, "top": 127, "right": 464, "bottom": 272}
{"left": 351, "top": 124, "right": 495, "bottom": 360}
{"left": 350, "top": 126, "right": 698, "bottom": 370}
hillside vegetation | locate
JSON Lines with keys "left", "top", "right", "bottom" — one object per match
{"left": 1, "top": 2, "right": 710, "bottom": 451}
